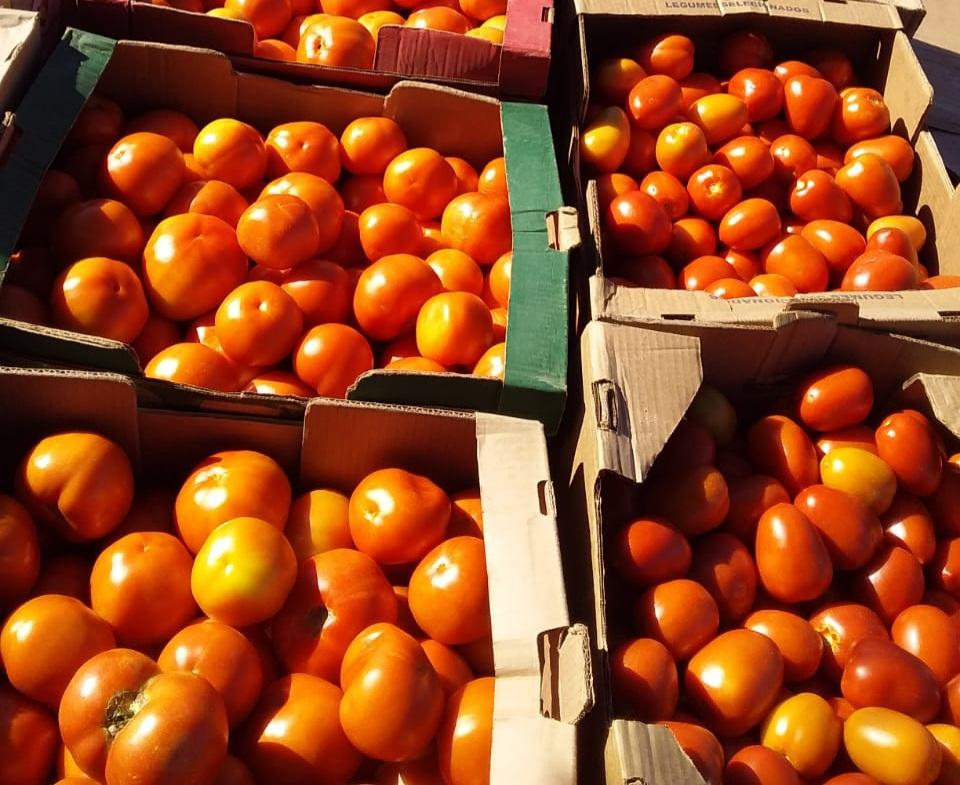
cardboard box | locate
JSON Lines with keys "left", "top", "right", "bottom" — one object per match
{"left": 562, "top": 314, "right": 960, "bottom": 784}
{"left": 0, "top": 8, "right": 40, "bottom": 110}
{"left": 561, "top": 0, "right": 960, "bottom": 344}
{"left": 0, "top": 363, "right": 593, "bottom": 783}
{"left": 64, "top": 0, "right": 552, "bottom": 99}
{"left": 0, "top": 30, "right": 574, "bottom": 433}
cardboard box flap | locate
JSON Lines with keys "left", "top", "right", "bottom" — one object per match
{"left": 0, "top": 365, "right": 140, "bottom": 459}
{"left": 606, "top": 720, "right": 706, "bottom": 785}
{"left": 0, "top": 9, "right": 40, "bottom": 111}
{"left": 539, "top": 623, "right": 594, "bottom": 724}
{"left": 374, "top": 25, "right": 501, "bottom": 86}
{"left": 0, "top": 319, "right": 141, "bottom": 375}
{"left": 582, "top": 321, "right": 702, "bottom": 483}
{"left": 885, "top": 30, "right": 932, "bottom": 141}
{"left": 903, "top": 373, "right": 960, "bottom": 441}
{"left": 492, "top": 711, "right": 577, "bottom": 785}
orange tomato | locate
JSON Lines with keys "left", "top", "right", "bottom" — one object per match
{"left": 639, "top": 171, "right": 688, "bottom": 219}
{"left": 628, "top": 75, "right": 683, "bottom": 130}
{"left": 471, "top": 342, "right": 505, "bottom": 379}
{"left": 67, "top": 94, "right": 124, "bottom": 148}
{"left": 875, "top": 411, "right": 943, "bottom": 497}
{"left": 100, "top": 132, "right": 185, "bottom": 216}
{"left": 660, "top": 720, "right": 723, "bottom": 785}
{"left": 724, "top": 745, "right": 800, "bottom": 785}
{"left": 340, "top": 117, "right": 408, "bottom": 176}
{"left": 359, "top": 202, "right": 424, "bottom": 261}
{"left": 283, "top": 489, "right": 352, "bottom": 561}
{"left": 835, "top": 153, "right": 902, "bottom": 220}
{"left": 593, "top": 57, "right": 646, "bottom": 105}
{"left": 706, "top": 278, "right": 755, "bottom": 299}
{"left": 416, "top": 291, "right": 493, "bottom": 368}
{"left": 846, "top": 135, "right": 915, "bottom": 182}
{"left": 883, "top": 493, "right": 937, "bottom": 566}
{"left": 0, "top": 495, "right": 39, "bottom": 611}
{"left": 749, "top": 273, "right": 797, "bottom": 296}
{"left": 892, "top": 604, "right": 960, "bottom": 686}
{"left": 381, "top": 148, "right": 459, "bottom": 221}
{"left": 405, "top": 7, "right": 472, "bottom": 33}
{"left": 833, "top": 87, "right": 890, "bottom": 146}
{"left": 687, "top": 164, "right": 743, "bottom": 221}
{"left": 440, "top": 191, "right": 511, "bottom": 265}
{"left": 679, "top": 72, "right": 722, "bottom": 110}
{"left": 297, "top": 16, "right": 376, "bottom": 68}
{"left": 642, "top": 464, "right": 729, "bottom": 536}
{"left": 478, "top": 157, "right": 507, "bottom": 199}
{"left": 225, "top": 0, "right": 291, "bottom": 37}
{"left": 723, "top": 474, "right": 790, "bottom": 542}
{"left": 144, "top": 342, "right": 241, "bottom": 392}
{"left": 610, "top": 637, "right": 678, "bottom": 721}
{"left": 341, "top": 174, "right": 387, "bottom": 212}
{"left": 255, "top": 38, "right": 297, "bottom": 61}
{"left": 143, "top": 213, "right": 247, "bottom": 321}
{"left": 236, "top": 195, "right": 321, "bottom": 269}
{"left": 756, "top": 503, "right": 833, "bottom": 603}
{"left": 745, "top": 609, "right": 823, "bottom": 682}
{"left": 214, "top": 281, "right": 303, "bottom": 367}
{"left": 353, "top": 253, "right": 442, "bottom": 340}
{"left": 719, "top": 198, "right": 781, "bottom": 250}
{"left": 340, "top": 623, "right": 444, "bottom": 761}
{"left": 420, "top": 639, "right": 473, "bottom": 697}
{"left": 761, "top": 693, "right": 842, "bottom": 778}
{"left": 193, "top": 118, "right": 267, "bottom": 190}
{"left": 0, "top": 682, "right": 59, "bottom": 785}
{"left": 636, "top": 33, "right": 694, "bottom": 80}
{"left": 261, "top": 172, "right": 345, "bottom": 254}
{"left": 633, "top": 578, "right": 719, "bottom": 660}
{"left": 447, "top": 157, "right": 480, "bottom": 195}
{"left": 409, "top": 536, "right": 489, "bottom": 645}
{"left": 770, "top": 133, "right": 817, "bottom": 182}
{"left": 656, "top": 122, "right": 710, "bottom": 180}
{"left": 728, "top": 67, "right": 784, "bottom": 122}
{"left": 53, "top": 198, "right": 145, "bottom": 264}
{"left": 276, "top": 258, "right": 352, "bottom": 327}
{"left": 821, "top": 446, "right": 897, "bottom": 515}
{"left": 427, "top": 248, "right": 484, "bottom": 296}
{"left": 688, "top": 94, "right": 749, "bottom": 145}
{"left": 437, "top": 677, "right": 493, "bottom": 785}
{"left": 713, "top": 135, "right": 775, "bottom": 189}
{"left": 797, "top": 364, "right": 873, "bottom": 432}
{"left": 294, "top": 323, "right": 374, "bottom": 397}
{"left": 264, "top": 121, "right": 340, "bottom": 183}
{"left": 667, "top": 217, "right": 717, "bottom": 263}
{"left": 165, "top": 179, "right": 249, "bottom": 227}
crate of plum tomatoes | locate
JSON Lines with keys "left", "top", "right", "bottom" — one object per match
{"left": 0, "top": 364, "right": 590, "bottom": 785}
{"left": 564, "top": 313, "right": 960, "bottom": 785}
{"left": 0, "top": 30, "right": 572, "bottom": 432}
{"left": 564, "top": 0, "right": 960, "bottom": 344}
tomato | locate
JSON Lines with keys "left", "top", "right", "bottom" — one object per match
{"left": 922, "top": 276, "right": 960, "bottom": 290}
{"left": 687, "top": 164, "right": 743, "bottom": 221}
{"left": 640, "top": 171, "right": 689, "bottom": 219}
{"left": 688, "top": 94, "right": 749, "bottom": 146}
{"left": 416, "top": 292, "right": 493, "bottom": 368}
{"left": 846, "top": 135, "right": 914, "bottom": 182}
{"left": 145, "top": 342, "right": 241, "bottom": 392}
{"left": 866, "top": 226, "right": 919, "bottom": 268}
{"left": 688, "top": 532, "right": 756, "bottom": 623}
{"left": 769, "top": 133, "right": 818, "bottom": 182}
{"left": 815, "top": 139, "right": 847, "bottom": 173}
{"left": 781, "top": 74, "right": 838, "bottom": 140}
{"left": 408, "top": 536, "right": 489, "bottom": 646}
{"left": 60, "top": 648, "right": 228, "bottom": 785}
{"left": 633, "top": 578, "right": 719, "bottom": 660}
{"left": 283, "top": 489, "right": 352, "bottom": 561}
{"left": 274, "top": 260, "right": 351, "bottom": 328}
{"left": 881, "top": 493, "right": 936, "bottom": 566}
{"left": 844, "top": 707, "right": 941, "bottom": 785}
{"left": 801, "top": 220, "right": 867, "bottom": 278}
{"left": 821, "top": 447, "right": 897, "bottom": 515}
{"left": 53, "top": 197, "right": 144, "bottom": 265}
{"left": 612, "top": 516, "right": 691, "bottom": 587}
{"left": 0, "top": 682, "right": 58, "bottom": 785}
{"left": 353, "top": 254, "right": 442, "bottom": 341}
{"left": 383, "top": 149, "right": 458, "bottom": 221}
{"left": 68, "top": 94, "right": 123, "bottom": 147}
{"left": 798, "top": 367, "right": 871, "bottom": 432}
{"left": 761, "top": 692, "right": 842, "bottom": 777}
{"left": 90, "top": 531, "right": 196, "bottom": 646}
{"left": 237, "top": 195, "right": 321, "bottom": 270}
{"left": 124, "top": 110, "right": 198, "bottom": 153}
{"left": 610, "top": 637, "right": 678, "bottom": 721}
{"left": 262, "top": 121, "right": 340, "bottom": 183}
{"left": 719, "top": 30, "right": 774, "bottom": 75}
{"left": 667, "top": 217, "right": 717, "bottom": 263}
{"left": 855, "top": 545, "right": 925, "bottom": 625}
{"left": 404, "top": 7, "right": 472, "bottom": 33}
{"left": 764, "top": 235, "right": 830, "bottom": 293}
{"left": 298, "top": 16, "right": 375, "bottom": 68}
{"left": 158, "top": 620, "right": 263, "bottom": 728}
{"left": 841, "top": 637, "right": 940, "bottom": 722}
{"left": 795, "top": 485, "right": 882, "bottom": 570}
{"left": 340, "top": 624, "right": 444, "bottom": 762}
{"left": 641, "top": 464, "right": 730, "bottom": 536}
{"left": 728, "top": 68, "right": 784, "bottom": 122}
{"left": 841, "top": 250, "right": 918, "bottom": 292}
{"left": 605, "top": 190, "right": 672, "bottom": 255}
{"left": 0, "top": 494, "right": 39, "bottom": 610}
{"left": 875, "top": 411, "right": 943, "bottom": 497}
{"left": 723, "top": 474, "right": 790, "bottom": 542}
{"left": 593, "top": 57, "right": 645, "bottom": 104}
{"left": 660, "top": 720, "right": 724, "bottom": 785}
{"left": 440, "top": 192, "right": 511, "bottom": 266}
{"left": 166, "top": 180, "right": 249, "bottom": 227}
{"left": 193, "top": 118, "right": 266, "bottom": 191}
{"left": 706, "top": 277, "right": 755, "bottom": 299}
{"left": 213, "top": 281, "right": 303, "bottom": 367}
{"left": 242, "top": 673, "right": 361, "bottom": 785}
{"left": 621, "top": 127, "right": 658, "bottom": 178}
{"left": 685, "top": 629, "right": 784, "bottom": 737}
{"left": 817, "top": 425, "right": 878, "bottom": 458}
{"left": 100, "top": 132, "right": 185, "bottom": 217}
{"left": 428, "top": 248, "right": 485, "bottom": 297}
{"left": 260, "top": 173, "right": 344, "bottom": 255}
{"left": 418, "top": 639, "right": 471, "bottom": 698}
{"left": 680, "top": 72, "right": 723, "bottom": 110}
{"left": 339, "top": 117, "right": 407, "bottom": 176}
{"left": 745, "top": 609, "right": 823, "bottom": 682}
{"left": 294, "top": 323, "right": 374, "bottom": 397}
{"left": 748, "top": 415, "right": 819, "bottom": 495}
{"left": 833, "top": 88, "right": 890, "bottom": 146}
{"left": 790, "top": 169, "right": 853, "bottom": 222}
{"left": 927, "top": 723, "right": 960, "bottom": 785}
{"left": 614, "top": 255, "right": 677, "bottom": 289}
{"left": 597, "top": 172, "right": 640, "bottom": 214}
{"left": 750, "top": 273, "right": 798, "bottom": 296}
{"left": 656, "top": 122, "right": 710, "bottom": 180}
{"left": 636, "top": 33, "right": 694, "bottom": 80}
{"left": 868, "top": 216, "right": 927, "bottom": 252}
{"left": 719, "top": 198, "right": 782, "bottom": 251}
{"left": 687, "top": 385, "right": 737, "bottom": 447}
{"left": 437, "top": 677, "right": 493, "bottom": 785}
{"left": 756, "top": 503, "right": 833, "bottom": 603}
{"left": 16, "top": 431, "right": 133, "bottom": 542}
{"left": 680, "top": 255, "right": 738, "bottom": 291}
{"left": 579, "top": 107, "right": 630, "bottom": 173}
{"left": 810, "top": 602, "right": 889, "bottom": 680}
{"left": 724, "top": 745, "right": 800, "bottom": 785}
{"left": 271, "top": 548, "right": 395, "bottom": 680}
{"left": 714, "top": 136, "right": 775, "bottom": 190}
{"left": 628, "top": 75, "right": 683, "bottom": 130}
{"left": 175, "top": 449, "right": 291, "bottom": 554}
{"left": 891, "top": 605, "right": 960, "bottom": 686}
{"left": 836, "top": 153, "right": 902, "bottom": 220}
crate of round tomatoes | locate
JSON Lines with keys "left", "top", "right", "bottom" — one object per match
{"left": 0, "top": 29, "right": 574, "bottom": 432}
{"left": 563, "top": 0, "right": 960, "bottom": 343}
{"left": 63, "top": 0, "right": 552, "bottom": 98}
{"left": 0, "top": 362, "right": 592, "bottom": 785}
{"left": 563, "top": 312, "right": 960, "bottom": 785}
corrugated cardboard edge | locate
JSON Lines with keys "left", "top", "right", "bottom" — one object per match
{"left": 606, "top": 720, "right": 707, "bottom": 785}
{"left": 0, "top": 8, "right": 39, "bottom": 111}
{"left": 904, "top": 372, "right": 960, "bottom": 440}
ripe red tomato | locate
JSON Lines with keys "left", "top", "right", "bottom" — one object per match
{"left": 747, "top": 415, "right": 819, "bottom": 495}
{"left": 728, "top": 68, "right": 784, "bottom": 122}
{"left": 606, "top": 190, "right": 672, "bottom": 255}
{"left": 723, "top": 474, "right": 790, "bottom": 542}
{"left": 437, "top": 677, "right": 493, "bottom": 785}
{"left": 854, "top": 545, "right": 925, "bottom": 624}
{"left": 835, "top": 153, "right": 902, "bottom": 220}
{"left": 841, "top": 250, "right": 918, "bottom": 292}
{"left": 687, "top": 165, "right": 743, "bottom": 221}
{"left": 633, "top": 578, "right": 720, "bottom": 660}
{"left": 891, "top": 604, "right": 960, "bottom": 686}
{"left": 789, "top": 169, "right": 853, "bottom": 223}
{"left": 641, "top": 171, "right": 690, "bottom": 220}
{"left": 809, "top": 602, "right": 890, "bottom": 680}
{"left": 610, "top": 637, "right": 679, "bottom": 721}
{"left": 713, "top": 136, "right": 775, "bottom": 189}
{"left": 929, "top": 465, "right": 960, "bottom": 537}
{"left": 271, "top": 548, "right": 397, "bottom": 681}
{"left": 687, "top": 532, "right": 757, "bottom": 623}
{"left": 745, "top": 609, "right": 823, "bottom": 682}
{"left": 770, "top": 133, "right": 817, "bottom": 182}
{"left": 755, "top": 503, "right": 833, "bottom": 603}
{"left": 794, "top": 485, "right": 882, "bottom": 570}
{"left": 685, "top": 629, "right": 784, "bottom": 737}
{"left": 833, "top": 88, "right": 890, "bottom": 146}
{"left": 801, "top": 219, "right": 867, "bottom": 278}
{"left": 797, "top": 365, "right": 874, "bottom": 432}
{"left": 783, "top": 75, "right": 839, "bottom": 140}
{"left": 680, "top": 255, "right": 739, "bottom": 291}
{"left": 612, "top": 516, "right": 691, "bottom": 587}
{"left": 641, "top": 464, "right": 730, "bottom": 536}
{"left": 883, "top": 493, "right": 937, "bottom": 565}
{"left": 875, "top": 411, "right": 943, "bottom": 496}
{"left": 763, "top": 235, "right": 829, "bottom": 293}
{"left": 719, "top": 198, "right": 782, "bottom": 251}
{"left": 628, "top": 75, "right": 684, "bottom": 130}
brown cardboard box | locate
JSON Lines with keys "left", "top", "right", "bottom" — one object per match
{"left": 562, "top": 0, "right": 960, "bottom": 344}
{"left": 1, "top": 364, "right": 593, "bottom": 783}
{"left": 563, "top": 314, "right": 960, "bottom": 784}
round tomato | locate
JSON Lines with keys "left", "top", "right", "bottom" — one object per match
{"left": 383, "top": 148, "right": 458, "bottom": 221}
{"left": 610, "top": 637, "right": 678, "bottom": 721}
{"left": 100, "top": 132, "right": 185, "bottom": 216}
{"left": 193, "top": 118, "right": 266, "bottom": 190}
{"left": 437, "top": 677, "right": 493, "bottom": 785}
{"left": 284, "top": 489, "right": 352, "bottom": 560}
{"left": 605, "top": 190, "right": 672, "bottom": 255}
{"left": 810, "top": 601, "right": 889, "bottom": 680}
{"left": 53, "top": 198, "right": 145, "bottom": 265}
{"left": 214, "top": 281, "right": 303, "bottom": 367}
{"left": 421, "top": 639, "right": 474, "bottom": 697}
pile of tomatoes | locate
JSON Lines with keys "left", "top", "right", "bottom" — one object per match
{"left": 202, "top": 0, "right": 508, "bottom": 68}
{"left": 0, "top": 431, "right": 494, "bottom": 785}
{"left": 1, "top": 96, "right": 512, "bottom": 396}
{"left": 611, "top": 366, "right": 960, "bottom": 784}
{"left": 580, "top": 30, "right": 957, "bottom": 297}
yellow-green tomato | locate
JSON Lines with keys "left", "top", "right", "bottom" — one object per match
{"left": 844, "top": 707, "right": 942, "bottom": 785}
{"left": 761, "top": 692, "right": 841, "bottom": 778}
{"left": 688, "top": 384, "right": 738, "bottom": 447}
{"left": 927, "top": 724, "right": 960, "bottom": 785}
{"left": 820, "top": 447, "right": 897, "bottom": 514}
{"left": 580, "top": 106, "right": 631, "bottom": 174}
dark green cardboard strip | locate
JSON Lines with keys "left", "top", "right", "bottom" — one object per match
{"left": 0, "top": 30, "right": 116, "bottom": 273}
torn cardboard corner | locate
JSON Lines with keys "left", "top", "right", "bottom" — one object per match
{"left": 0, "top": 8, "right": 40, "bottom": 111}
{"left": 903, "top": 372, "right": 960, "bottom": 441}
{"left": 1, "top": 367, "right": 590, "bottom": 785}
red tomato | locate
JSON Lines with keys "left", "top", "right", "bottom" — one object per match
{"left": 833, "top": 88, "right": 890, "bottom": 146}
{"left": 628, "top": 75, "right": 684, "bottom": 130}
{"left": 801, "top": 219, "right": 867, "bottom": 278}
{"left": 614, "top": 255, "right": 677, "bottom": 289}
{"left": 929, "top": 465, "right": 960, "bottom": 537}
{"left": 797, "top": 365, "right": 874, "bottom": 432}
{"left": 641, "top": 171, "right": 690, "bottom": 220}
{"left": 840, "top": 637, "right": 941, "bottom": 722}
{"left": 790, "top": 169, "right": 853, "bottom": 223}
{"left": 866, "top": 226, "right": 919, "bottom": 267}
{"left": 719, "top": 30, "right": 774, "bottom": 76}
{"left": 723, "top": 474, "right": 790, "bottom": 542}
{"left": 756, "top": 503, "right": 833, "bottom": 603}
{"left": 745, "top": 609, "right": 823, "bottom": 682}
{"left": 747, "top": 415, "right": 819, "bottom": 495}
{"left": 763, "top": 235, "right": 829, "bottom": 293}
{"left": 891, "top": 604, "right": 960, "bottom": 686}
{"left": 846, "top": 135, "right": 915, "bottom": 182}
{"left": 59, "top": 648, "right": 228, "bottom": 785}
{"left": 605, "top": 190, "right": 672, "bottom": 255}
{"left": 794, "top": 485, "right": 882, "bottom": 570}
{"left": 680, "top": 255, "right": 740, "bottom": 291}
{"left": 713, "top": 136, "right": 775, "bottom": 190}
{"left": 271, "top": 548, "right": 397, "bottom": 681}
{"left": 420, "top": 639, "right": 473, "bottom": 697}
{"left": 835, "top": 154, "right": 902, "bottom": 220}
{"left": 685, "top": 629, "right": 784, "bottom": 737}
{"left": 770, "top": 133, "right": 817, "bottom": 182}
{"left": 636, "top": 33, "right": 695, "bottom": 80}
{"left": 610, "top": 637, "right": 679, "bottom": 721}
{"left": 719, "top": 198, "right": 782, "bottom": 251}
{"left": 687, "top": 532, "right": 757, "bottom": 623}
{"left": 841, "top": 250, "right": 918, "bottom": 292}
{"left": 854, "top": 545, "right": 925, "bottom": 624}
{"left": 783, "top": 75, "right": 839, "bottom": 140}
{"left": 810, "top": 601, "right": 890, "bottom": 680}
{"left": 724, "top": 745, "right": 800, "bottom": 785}
{"left": 728, "top": 68, "right": 784, "bottom": 122}
{"left": 0, "top": 494, "right": 39, "bottom": 611}
{"left": 612, "top": 516, "right": 691, "bottom": 587}
{"left": 633, "top": 578, "right": 719, "bottom": 660}
{"left": 875, "top": 411, "right": 943, "bottom": 497}
{"left": 687, "top": 164, "right": 743, "bottom": 221}
{"left": 660, "top": 720, "right": 724, "bottom": 785}
{"left": 883, "top": 493, "right": 937, "bottom": 565}
{"left": 641, "top": 465, "right": 730, "bottom": 536}
{"left": 816, "top": 424, "right": 878, "bottom": 458}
